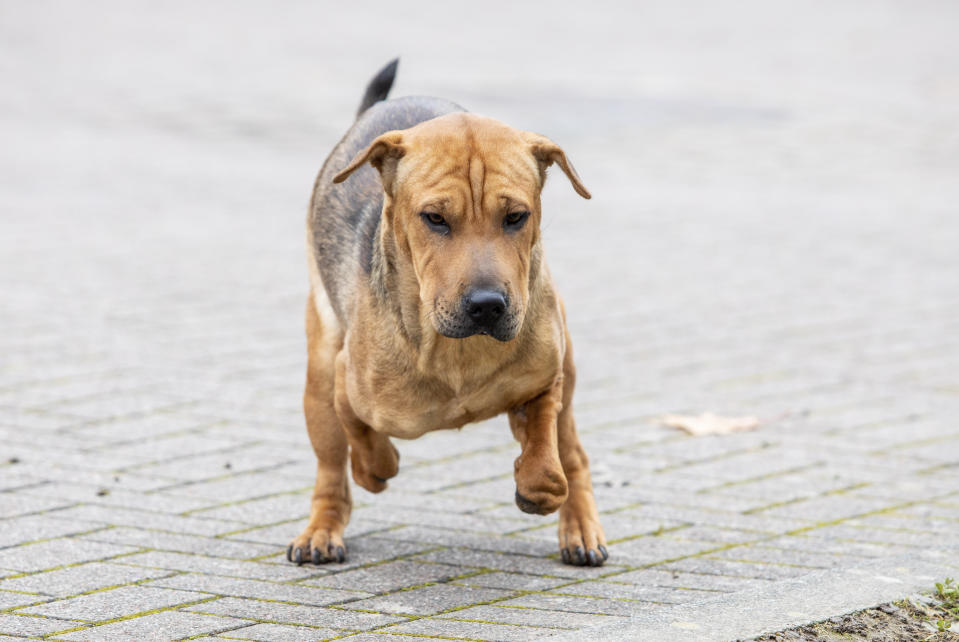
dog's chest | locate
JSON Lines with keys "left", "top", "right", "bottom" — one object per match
{"left": 346, "top": 360, "right": 550, "bottom": 439}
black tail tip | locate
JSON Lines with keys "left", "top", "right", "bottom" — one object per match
{"left": 356, "top": 58, "right": 399, "bottom": 117}
{"left": 378, "top": 58, "right": 399, "bottom": 81}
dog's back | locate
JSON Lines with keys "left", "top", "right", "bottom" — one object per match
{"left": 309, "top": 60, "right": 463, "bottom": 323}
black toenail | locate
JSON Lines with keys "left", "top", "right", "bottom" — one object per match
{"left": 561, "top": 548, "right": 571, "bottom": 564}
{"left": 599, "top": 545, "right": 609, "bottom": 561}
{"left": 587, "top": 550, "right": 600, "bottom": 566}
{"left": 312, "top": 548, "right": 321, "bottom": 564}
{"left": 286, "top": 544, "right": 293, "bottom": 562}
{"left": 293, "top": 547, "right": 303, "bottom": 565}
{"left": 574, "top": 546, "right": 585, "bottom": 565}
{"left": 335, "top": 546, "right": 346, "bottom": 562}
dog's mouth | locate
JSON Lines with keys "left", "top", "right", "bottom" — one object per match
{"left": 431, "top": 298, "right": 521, "bottom": 342}
{"left": 434, "top": 319, "right": 519, "bottom": 342}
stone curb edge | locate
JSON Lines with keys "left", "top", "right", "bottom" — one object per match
{"left": 545, "top": 549, "right": 959, "bottom": 642}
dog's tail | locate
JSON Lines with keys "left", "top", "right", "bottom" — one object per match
{"left": 356, "top": 58, "right": 398, "bottom": 118}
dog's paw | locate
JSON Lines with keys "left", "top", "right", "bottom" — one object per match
{"left": 514, "top": 454, "right": 568, "bottom": 515}
{"left": 287, "top": 527, "right": 347, "bottom": 565}
{"left": 557, "top": 491, "right": 607, "bottom": 567}
{"left": 349, "top": 438, "right": 399, "bottom": 493}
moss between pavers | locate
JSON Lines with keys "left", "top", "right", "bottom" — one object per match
{"left": 45, "top": 596, "right": 219, "bottom": 638}
{"left": 0, "top": 545, "right": 159, "bottom": 611}
{"left": 697, "top": 463, "right": 822, "bottom": 493}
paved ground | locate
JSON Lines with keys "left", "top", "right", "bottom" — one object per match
{"left": 2, "top": 1, "right": 959, "bottom": 640}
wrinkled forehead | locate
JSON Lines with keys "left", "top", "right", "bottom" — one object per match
{"left": 395, "top": 114, "right": 542, "bottom": 206}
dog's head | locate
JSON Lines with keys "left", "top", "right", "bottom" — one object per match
{"left": 334, "top": 113, "right": 590, "bottom": 342}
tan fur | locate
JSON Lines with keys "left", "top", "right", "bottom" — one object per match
{"left": 292, "top": 112, "right": 608, "bottom": 567}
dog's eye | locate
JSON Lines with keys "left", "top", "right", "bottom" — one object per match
{"left": 420, "top": 212, "right": 449, "bottom": 234}
{"left": 503, "top": 211, "right": 530, "bottom": 231}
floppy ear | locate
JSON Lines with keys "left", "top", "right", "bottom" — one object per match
{"left": 332, "top": 131, "right": 405, "bottom": 194}
{"left": 525, "top": 133, "right": 591, "bottom": 199}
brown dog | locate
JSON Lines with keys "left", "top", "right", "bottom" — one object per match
{"left": 288, "top": 60, "right": 608, "bottom": 567}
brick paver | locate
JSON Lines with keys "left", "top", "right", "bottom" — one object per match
{"left": 2, "top": 1, "right": 958, "bottom": 640}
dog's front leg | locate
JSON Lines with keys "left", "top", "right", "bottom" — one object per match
{"left": 333, "top": 352, "right": 399, "bottom": 493}
{"left": 509, "top": 379, "right": 569, "bottom": 516}
{"left": 554, "top": 335, "right": 608, "bottom": 567}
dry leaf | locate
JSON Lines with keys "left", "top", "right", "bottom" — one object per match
{"left": 659, "top": 412, "right": 760, "bottom": 436}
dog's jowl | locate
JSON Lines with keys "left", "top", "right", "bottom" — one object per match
{"left": 288, "top": 60, "right": 608, "bottom": 567}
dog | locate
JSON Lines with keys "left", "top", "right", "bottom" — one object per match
{"left": 288, "top": 59, "right": 608, "bottom": 567}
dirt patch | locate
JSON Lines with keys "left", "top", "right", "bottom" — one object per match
{"left": 748, "top": 595, "right": 958, "bottom": 641}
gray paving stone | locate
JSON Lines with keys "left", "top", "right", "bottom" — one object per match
{"left": 213, "top": 622, "right": 339, "bottom": 641}
{"left": 57, "top": 610, "right": 249, "bottom": 641}
{"left": 46, "top": 504, "right": 248, "bottom": 537}
{"left": 188, "top": 494, "right": 309, "bottom": 524}
{"left": 1, "top": 466, "right": 168, "bottom": 493}
{"left": 0, "top": 538, "right": 141, "bottom": 573}
{"left": 147, "top": 573, "right": 366, "bottom": 606}
{"left": 0, "top": 613, "right": 82, "bottom": 637}
{"left": 757, "top": 494, "right": 898, "bottom": 522}
{"left": 351, "top": 505, "right": 530, "bottom": 535}
{"left": 437, "top": 604, "right": 628, "bottom": 629}
{"left": 255, "top": 536, "right": 436, "bottom": 573}
{"left": 16, "top": 585, "right": 208, "bottom": 622}
{"left": 601, "top": 535, "right": 723, "bottom": 566}
{"left": 114, "top": 551, "right": 326, "bottom": 582}
{"left": 759, "top": 533, "right": 894, "bottom": 558}
{"left": 335, "top": 634, "right": 435, "bottom": 642}
{"left": 548, "top": 580, "right": 716, "bottom": 604}
{"left": 798, "top": 523, "right": 956, "bottom": 548}
{"left": 134, "top": 451, "right": 300, "bottom": 483}
{"left": 0, "top": 514, "right": 98, "bottom": 548}
{"left": 496, "top": 592, "right": 652, "bottom": 617}
{"left": 661, "top": 557, "right": 812, "bottom": 581}
{"left": 160, "top": 472, "right": 310, "bottom": 503}
{"left": 608, "top": 568, "right": 773, "bottom": 593}
{"left": 186, "top": 597, "right": 404, "bottom": 630}
{"left": 670, "top": 525, "right": 771, "bottom": 545}
{"left": 21, "top": 483, "right": 217, "bottom": 514}
{"left": 304, "top": 560, "right": 472, "bottom": 594}
{"left": 709, "top": 544, "right": 856, "bottom": 569}
{"left": 0, "top": 470, "right": 44, "bottom": 493}
{"left": 79, "top": 527, "right": 278, "bottom": 559}
{"left": 379, "top": 526, "right": 556, "bottom": 557}
{"left": 385, "top": 617, "right": 551, "bottom": 641}
{"left": 46, "top": 393, "right": 195, "bottom": 423}
{"left": 0, "top": 493, "right": 75, "bottom": 519}
{"left": 411, "top": 548, "right": 619, "bottom": 580}
{"left": 343, "top": 584, "right": 515, "bottom": 616}
{"left": 0, "top": 591, "right": 44, "bottom": 610}
{"left": 357, "top": 489, "right": 500, "bottom": 515}
{"left": 0, "top": 561, "right": 173, "bottom": 597}
{"left": 64, "top": 413, "right": 219, "bottom": 446}
{"left": 455, "top": 571, "right": 569, "bottom": 592}
{"left": 619, "top": 499, "right": 808, "bottom": 531}
{"left": 225, "top": 517, "right": 393, "bottom": 547}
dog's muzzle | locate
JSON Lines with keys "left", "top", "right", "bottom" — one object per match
{"left": 434, "top": 288, "right": 519, "bottom": 341}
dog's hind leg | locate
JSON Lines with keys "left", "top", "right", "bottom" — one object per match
{"left": 288, "top": 295, "right": 352, "bottom": 564}
{"left": 554, "top": 330, "right": 608, "bottom": 567}
{"left": 333, "top": 353, "right": 400, "bottom": 494}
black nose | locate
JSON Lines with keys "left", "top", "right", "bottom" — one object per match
{"left": 465, "top": 289, "right": 506, "bottom": 328}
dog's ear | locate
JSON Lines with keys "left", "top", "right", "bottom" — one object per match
{"left": 525, "top": 133, "right": 591, "bottom": 200}
{"left": 333, "top": 131, "right": 405, "bottom": 194}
